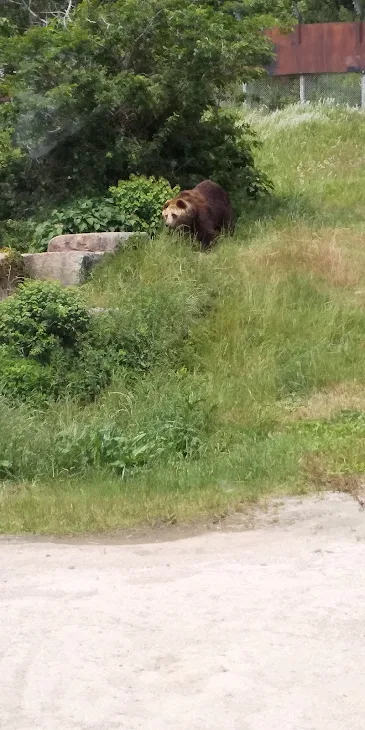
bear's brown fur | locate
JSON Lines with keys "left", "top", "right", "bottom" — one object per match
{"left": 162, "top": 180, "right": 234, "bottom": 248}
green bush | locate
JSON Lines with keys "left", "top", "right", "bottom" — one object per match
{"left": 0, "top": 279, "right": 118, "bottom": 404}
{"left": 33, "top": 198, "right": 121, "bottom": 251}
{"left": 0, "top": 238, "right": 215, "bottom": 406}
{"left": 0, "top": 339, "right": 117, "bottom": 406}
{"left": 51, "top": 424, "right": 190, "bottom": 475}
{"left": 0, "top": 0, "right": 272, "bottom": 217}
{"left": 0, "top": 219, "right": 36, "bottom": 253}
{"left": 148, "top": 108, "right": 273, "bottom": 198}
{"left": 51, "top": 343, "right": 117, "bottom": 403}
{"left": 55, "top": 409, "right": 207, "bottom": 476}
{"left": 0, "top": 265, "right": 207, "bottom": 403}
{"left": 33, "top": 176, "right": 179, "bottom": 250}
{"left": 0, "top": 348, "right": 54, "bottom": 403}
{"left": 109, "top": 175, "right": 180, "bottom": 233}
{"left": 0, "top": 116, "right": 25, "bottom": 220}
{"left": 0, "top": 280, "right": 90, "bottom": 363}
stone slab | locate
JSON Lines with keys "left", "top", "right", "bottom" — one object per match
{"left": 22, "top": 251, "right": 105, "bottom": 286}
{"left": 47, "top": 232, "right": 147, "bottom": 253}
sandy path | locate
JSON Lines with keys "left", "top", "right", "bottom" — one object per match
{"left": 1, "top": 492, "right": 365, "bottom": 730}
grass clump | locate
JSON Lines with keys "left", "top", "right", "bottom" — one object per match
{"left": 3, "top": 102, "right": 365, "bottom": 534}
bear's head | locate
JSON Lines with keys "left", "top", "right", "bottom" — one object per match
{"left": 162, "top": 193, "right": 194, "bottom": 231}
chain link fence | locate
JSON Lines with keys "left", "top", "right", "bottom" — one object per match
{"left": 245, "top": 73, "right": 365, "bottom": 110}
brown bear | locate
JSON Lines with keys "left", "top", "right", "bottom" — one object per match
{"left": 162, "top": 180, "right": 234, "bottom": 249}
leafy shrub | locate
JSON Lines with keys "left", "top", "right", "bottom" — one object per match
{"left": 33, "top": 176, "right": 179, "bottom": 250}
{"left": 0, "top": 280, "right": 90, "bottom": 363}
{"left": 149, "top": 108, "right": 273, "bottom": 198}
{"left": 0, "top": 121, "right": 25, "bottom": 220}
{"left": 0, "top": 128, "right": 22, "bottom": 170}
{"left": 51, "top": 344, "right": 117, "bottom": 403}
{"left": 0, "top": 339, "right": 117, "bottom": 406}
{"left": 0, "top": 269, "right": 204, "bottom": 403}
{"left": 0, "top": 0, "right": 272, "bottom": 216}
{"left": 0, "top": 265, "right": 207, "bottom": 404}
{"left": 56, "top": 419, "right": 205, "bottom": 476}
{"left": 109, "top": 175, "right": 180, "bottom": 233}
{"left": 0, "top": 348, "right": 53, "bottom": 403}
{"left": 0, "top": 219, "right": 36, "bottom": 253}
{"left": 0, "top": 237, "right": 214, "bottom": 406}
{"left": 33, "top": 198, "right": 120, "bottom": 251}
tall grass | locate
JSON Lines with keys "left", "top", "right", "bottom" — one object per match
{"left": 3, "top": 102, "right": 365, "bottom": 534}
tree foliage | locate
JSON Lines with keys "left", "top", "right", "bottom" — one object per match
{"left": 33, "top": 175, "right": 180, "bottom": 249}
{"left": 199, "top": 0, "right": 357, "bottom": 24}
{"left": 0, "top": 0, "right": 274, "bottom": 217}
{"left": 0, "top": 279, "right": 90, "bottom": 362}
{"left": 0, "top": 1, "right": 80, "bottom": 33}
{"left": 295, "top": 0, "right": 357, "bottom": 22}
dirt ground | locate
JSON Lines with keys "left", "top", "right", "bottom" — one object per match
{"left": 1, "top": 491, "right": 365, "bottom": 730}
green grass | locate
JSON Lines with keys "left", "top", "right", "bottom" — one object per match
{"left": 3, "top": 101, "right": 365, "bottom": 534}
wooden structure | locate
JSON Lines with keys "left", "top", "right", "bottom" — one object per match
{"left": 265, "top": 22, "right": 365, "bottom": 76}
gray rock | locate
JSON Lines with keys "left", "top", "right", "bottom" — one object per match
{"left": 22, "top": 251, "right": 105, "bottom": 286}
{"left": 47, "top": 232, "right": 147, "bottom": 253}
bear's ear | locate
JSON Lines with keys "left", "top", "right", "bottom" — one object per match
{"left": 176, "top": 199, "right": 187, "bottom": 209}
{"left": 163, "top": 200, "right": 172, "bottom": 209}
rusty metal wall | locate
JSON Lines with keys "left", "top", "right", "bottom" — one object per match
{"left": 266, "top": 22, "right": 365, "bottom": 76}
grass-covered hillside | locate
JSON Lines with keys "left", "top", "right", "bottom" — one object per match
{"left": 3, "top": 102, "right": 365, "bottom": 534}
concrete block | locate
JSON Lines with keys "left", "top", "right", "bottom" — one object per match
{"left": 22, "top": 251, "right": 105, "bottom": 286}
{"left": 47, "top": 231, "right": 147, "bottom": 253}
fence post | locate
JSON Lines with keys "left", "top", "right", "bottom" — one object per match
{"left": 299, "top": 74, "right": 306, "bottom": 103}
{"left": 361, "top": 73, "right": 365, "bottom": 108}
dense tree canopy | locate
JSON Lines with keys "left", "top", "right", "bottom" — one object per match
{"left": 298, "top": 0, "right": 358, "bottom": 22}
{"left": 0, "top": 0, "right": 275, "bottom": 217}
{"left": 0, "top": 1, "right": 81, "bottom": 32}
{"left": 206, "top": 0, "right": 359, "bottom": 23}
{"left": 192, "top": 1, "right": 359, "bottom": 23}
{"left": 0, "top": 0, "right": 362, "bottom": 222}
{"left": 0, "top": 0, "right": 360, "bottom": 34}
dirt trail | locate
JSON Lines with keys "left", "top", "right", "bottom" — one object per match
{"left": 1, "top": 492, "right": 365, "bottom": 730}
